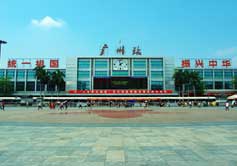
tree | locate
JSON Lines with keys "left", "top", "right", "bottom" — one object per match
{"left": 34, "top": 65, "right": 50, "bottom": 96}
{"left": 51, "top": 70, "right": 65, "bottom": 93}
{"left": 0, "top": 77, "right": 13, "bottom": 96}
{"left": 173, "top": 70, "right": 204, "bottom": 96}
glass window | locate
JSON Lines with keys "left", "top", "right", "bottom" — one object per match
{"left": 95, "top": 71, "right": 108, "bottom": 77}
{"left": 0, "top": 70, "right": 5, "bottom": 77}
{"left": 36, "top": 82, "right": 45, "bottom": 91}
{"left": 204, "top": 81, "right": 213, "bottom": 89}
{"left": 234, "top": 70, "right": 237, "bottom": 77}
{"left": 6, "top": 70, "right": 15, "bottom": 79}
{"left": 17, "top": 70, "right": 25, "bottom": 80}
{"left": 112, "top": 71, "right": 129, "bottom": 76}
{"left": 133, "top": 71, "right": 146, "bottom": 77}
{"left": 78, "top": 59, "right": 90, "bottom": 69}
{"left": 95, "top": 60, "right": 108, "bottom": 69}
{"left": 26, "top": 82, "right": 35, "bottom": 91}
{"left": 214, "top": 70, "right": 223, "bottom": 79}
{"left": 16, "top": 82, "right": 25, "bottom": 91}
{"left": 78, "top": 71, "right": 90, "bottom": 79}
{"left": 151, "top": 71, "right": 163, "bottom": 78}
{"left": 27, "top": 70, "right": 36, "bottom": 79}
{"left": 224, "top": 70, "right": 233, "bottom": 79}
{"left": 215, "top": 81, "right": 223, "bottom": 89}
{"left": 204, "top": 69, "right": 213, "bottom": 79}
{"left": 77, "top": 81, "right": 90, "bottom": 90}
{"left": 151, "top": 81, "right": 163, "bottom": 90}
{"left": 225, "top": 81, "right": 233, "bottom": 89}
{"left": 133, "top": 59, "right": 146, "bottom": 69}
{"left": 150, "top": 59, "right": 163, "bottom": 69}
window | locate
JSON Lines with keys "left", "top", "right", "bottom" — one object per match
{"left": 214, "top": 70, "right": 223, "bottom": 79}
{"left": 26, "top": 82, "right": 35, "bottom": 91}
{"left": 27, "top": 70, "right": 35, "bottom": 79}
{"left": 151, "top": 81, "right": 163, "bottom": 90}
{"left": 151, "top": 71, "right": 163, "bottom": 79}
{"left": 204, "top": 69, "right": 213, "bottom": 79}
{"left": 17, "top": 70, "right": 25, "bottom": 80}
{"left": 6, "top": 70, "right": 15, "bottom": 79}
{"left": 225, "top": 81, "right": 233, "bottom": 89}
{"left": 78, "top": 71, "right": 90, "bottom": 79}
{"left": 36, "top": 82, "right": 45, "bottom": 91}
{"left": 95, "top": 71, "right": 108, "bottom": 77}
{"left": 215, "top": 81, "right": 223, "bottom": 89}
{"left": 77, "top": 81, "right": 90, "bottom": 90}
{"left": 0, "top": 70, "right": 5, "bottom": 77}
{"left": 224, "top": 70, "right": 233, "bottom": 79}
{"left": 95, "top": 60, "right": 108, "bottom": 69}
{"left": 133, "top": 71, "right": 146, "bottom": 77}
{"left": 16, "top": 82, "right": 25, "bottom": 91}
{"left": 112, "top": 71, "right": 129, "bottom": 76}
{"left": 78, "top": 59, "right": 90, "bottom": 69}
{"left": 133, "top": 59, "right": 146, "bottom": 69}
{"left": 150, "top": 59, "right": 163, "bottom": 69}
{"left": 204, "top": 81, "right": 213, "bottom": 89}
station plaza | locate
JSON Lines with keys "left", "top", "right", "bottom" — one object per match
{"left": 0, "top": 106, "right": 237, "bottom": 166}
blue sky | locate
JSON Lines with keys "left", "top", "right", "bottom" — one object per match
{"left": 1, "top": 0, "right": 237, "bottom": 68}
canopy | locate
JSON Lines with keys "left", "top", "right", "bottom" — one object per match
{"left": 227, "top": 94, "right": 237, "bottom": 100}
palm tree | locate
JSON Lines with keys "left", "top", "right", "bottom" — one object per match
{"left": 173, "top": 70, "right": 204, "bottom": 96}
{"left": 51, "top": 70, "right": 65, "bottom": 93}
{"left": 34, "top": 65, "right": 50, "bottom": 97}
{"left": 0, "top": 77, "right": 13, "bottom": 96}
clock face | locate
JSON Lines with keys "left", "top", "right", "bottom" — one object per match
{"left": 113, "top": 59, "right": 128, "bottom": 70}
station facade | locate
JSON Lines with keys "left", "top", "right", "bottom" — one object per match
{"left": 0, "top": 56, "right": 236, "bottom": 97}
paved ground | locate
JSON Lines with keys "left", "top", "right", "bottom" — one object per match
{"left": 0, "top": 106, "right": 237, "bottom": 166}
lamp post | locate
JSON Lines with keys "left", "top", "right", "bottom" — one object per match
{"left": 0, "top": 40, "right": 7, "bottom": 59}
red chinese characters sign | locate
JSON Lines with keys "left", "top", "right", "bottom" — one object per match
{"left": 209, "top": 60, "right": 217, "bottom": 68}
{"left": 181, "top": 59, "right": 232, "bottom": 68}
{"left": 195, "top": 59, "right": 204, "bottom": 68}
{"left": 68, "top": 90, "right": 173, "bottom": 94}
{"left": 50, "top": 59, "right": 59, "bottom": 68}
{"left": 181, "top": 59, "right": 190, "bottom": 68}
{"left": 7, "top": 59, "right": 17, "bottom": 68}
{"left": 222, "top": 60, "right": 231, "bottom": 68}
{"left": 36, "top": 59, "right": 44, "bottom": 67}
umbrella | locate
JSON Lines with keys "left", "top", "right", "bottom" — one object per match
{"left": 227, "top": 94, "right": 237, "bottom": 100}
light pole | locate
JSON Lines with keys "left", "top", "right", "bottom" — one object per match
{"left": 0, "top": 40, "right": 7, "bottom": 59}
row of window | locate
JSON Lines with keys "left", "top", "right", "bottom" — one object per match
{"left": 5, "top": 81, "right": 66, "bottom": 91}
{"left": 184, "top": 69, "right": 237, "bottom": 80}
{"left": 77, "top": 59, "right": 163, "bottom": 70}
{"left": 0, "top": 70, "right": 65, "bottom": 80}
{"left": 77, "top": 71, "right": 163, "bottom": 78}
{"left": 204, "top": 81, "right": 233, "bottom": 89}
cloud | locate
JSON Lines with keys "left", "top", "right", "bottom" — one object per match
{"left": 31, "top": 16, "right": 64, "bottom": 29}
{"left": 216, "top": 47, "right": 237, "bottom": 56}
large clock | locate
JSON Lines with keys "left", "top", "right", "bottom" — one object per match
{"left": 113, "top": 59, "right": 128, "bottom": 70}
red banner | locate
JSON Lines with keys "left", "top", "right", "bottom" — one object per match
{"left": 68, "top": 89, "right": 173, "bottom": 94}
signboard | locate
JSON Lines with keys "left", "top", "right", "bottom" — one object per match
{"left": 180, "top": 59, "right": 231, "bottom": 68}
{"left": 7, "top": 58, "right": 59, "bottom": 69}
{"left": 68, "top": 89, "right": 173, "bottom": 94}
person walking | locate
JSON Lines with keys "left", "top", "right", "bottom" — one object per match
{"left": 225, "top": 101, "right": 229, "bottom": 111}
{"left": 1, "top": 101, "right": 5, "bottom": 111}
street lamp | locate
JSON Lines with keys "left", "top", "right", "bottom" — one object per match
{"left": 0, "top": 40, "right": 7, "bottom": 59}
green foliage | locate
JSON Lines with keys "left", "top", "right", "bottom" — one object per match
{"left": 50, "top": 70, "right": 65, "bottom": 92}
{"left": 173, "top": 70, "right": 204, "bottom": 96}
{"left": 34, "top": 66, "right": 65, "bottom": 93}
{"left": 0, "top": 77, "right": 13, "bottom": 96}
